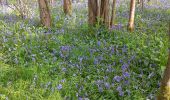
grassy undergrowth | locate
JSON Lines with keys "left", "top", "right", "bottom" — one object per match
{"left": 0, "top": 3, "right": 169, "bottom": 100}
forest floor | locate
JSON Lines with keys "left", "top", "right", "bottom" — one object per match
{"left": 0, "top": 0, "right": 170, "bottom": 100}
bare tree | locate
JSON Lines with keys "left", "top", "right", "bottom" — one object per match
{"left": 63, "top": 0, "right": 72, "bottom": 15}
{"left": 38, "top": 0, "right": 51, "bottom": 28}
{"left": 128, "top": 0, "right": 136, "bottom": 32}
{"left": 157, "top": 23, "right": 170, "bottom": 100}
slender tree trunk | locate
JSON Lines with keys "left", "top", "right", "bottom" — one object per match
{"left": 38, "top": 0, "right": 51, "bottom": 28}
{"left": 141, "top": 0, "right": 144, "bottom": 11}
{"left": 63, "top": 0, "right": 72, "bottom": 15}
{"left": 128, "top": 0, "right": 136, "bottom": 32}
{"left": 17, "top": 0, "right": 27, "bottom": 19}
{"left": 0, "top": 0, "right": 2, "bottom": 5}
{"left": 137, "top": 0, "right": 143, "bottom": 10}
{"left": 110, "top": 0, "right": 116, "bottom": 27}
{"left": 157, "top": 23, "right": 170, "bottom": 100}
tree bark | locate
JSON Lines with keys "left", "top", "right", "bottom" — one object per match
{"left": 88, "top": 0, "right": 110, "bottom": 28}
{"left": 141, "top": 0, "right": 144, "bottom": 11}
{"left": 0, "top": 0, "right": 2, "bottom": 5}
{"left": 38, "top": 0, "right": 51, "bottom": 28}
{"left": 49, "top": 0, "right": 54, "bottom": 7}
{"left": 100, "top": 0, "right": 110, "bottom": 28}
{"left": 63, "top": 0, "right": 72, "bottom": 16}
{"left": 110, "top": 0, "right": 116, "bottom": 26}
{"left": 128, "top": 0, "right": 136, "bottom": 32}
{"left": 88, "top": 0, "right": 99, "bottom": 25}
{"left": 157, "top": 23, "right": 170, "bottom": 100}
{"left": 137, "top": 0, "right": 140, "bottom": 4}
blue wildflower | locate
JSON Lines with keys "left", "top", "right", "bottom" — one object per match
{"left": 104, "top": 82, "right": 110, "bottom": 89}
{"left": 57, "top": 84, "right": 62, "bottom": 90}
{"left": 98, "top": 86, "right": 103, "bottom": 93}
{"left": 123, "top": 72, "right": 130, "bottom": 78}
{"left": 113, "top": 76, "right": 121, "bottom": 82}
{"left": 121, "top": 63, "right": 129, "bottom": 72}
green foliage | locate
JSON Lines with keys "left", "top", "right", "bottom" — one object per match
{"left": 0, "top": 1, "right": 169, "bottom": 99}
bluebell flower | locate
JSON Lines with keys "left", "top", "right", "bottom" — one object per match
{"left": 119, "top": 91, "right": 124, "bottom": 96}
{"left": 97, "top": 41, "right": 101, "bottom": 46}
{"left": 121, "top": 63, "right": 129, "bottom": 72}
{"left": 116, "top": 86, "right": 122, "bottom": 92}
{"left": 94, "top": 58, "right": 98, "bottom": 65}
{"left": 124, "top": 80, "right": 130, "bottom": 85}
{"left": 60, "top": 79, "right": 66, "bottom": 83}
{"left": 122, "top": 45, "right": 127, "bottom": 53}
{"left": 116, "top": 86, "right": 124, "bottom": 96}
{"left": 78, "top": 57, "right": 83, "bottom": 63}
{"left": 111, "top": 83, "right": 115, "bottom": 87}
{"left": 62, "top": 67, "right": 67, "bottom": 72}
{"left": 113, "top": 76, "right": 121, "bottom": 82}
{"left": 60, "top": 46, "right": 70, "bottom": 58}
{"left": 96, "top": 80, "right": 103, "bottom": 85}
{"left": 98, "top": 86, "right": 103, "bottom": 93}
{"left": 123, "top": 72, "right": 130, "bottom": 78}
{"left": 104, "top": 82, "right": 110, "bottom": 89}
{"left": 57, "top": 84, "right": 62, "bottom": 90}
{"left": 111, "top": 46, "right": 115, "bottom": 54}
{"left": 104, "top": 76, "right": 108, "bottom": 81}
{"left": 78, "top": 97, "right": 83, "bottom": 100}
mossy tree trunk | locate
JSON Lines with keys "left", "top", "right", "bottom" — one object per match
{"left": 38, "top": 0, "right": 51, "bottom": 28}
{"left": 63, "top": 0, "right": 72, "bottom": 16}
{"left": 128, "top": 0, "right": 136, "bottom": 32}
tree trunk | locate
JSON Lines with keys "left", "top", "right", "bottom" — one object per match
{"left": 141, "top": 0, "right": 144, "bottom": 11}
{"left": 63, "top": 0, "right": 72, "bottom": 16}
{"left": 100, "top": 0, "right": 110, "bottom": 28}
{"left": 88, "top": 0, "right": 110, "bottom": 28}
{"left": 49, "top": 0, "right": 54, "bottom": 7}
{"left": 38, "top": 0, "right": 51, "bottom": 28}
{"left": 148, "top": 0, "right": 151, "bottom": 3}
{"left": 157, "top": 23, "right": 170, "bottom": 100}
{"left": 137, "top": 0, "right": 140, "bottom": 4}
{"left": 128, "top": 0, "right": 136, "bottom": 32}
{"left": 88, "top": 0, "right": 99, "bottom": 25}
{"left": 17, "top": 0, "right": 27, "bottom": 19}
{"left": 110, "top": 0, "right": 116, "bottom": 27}
{"left": 137, "top": 0, "right": 144, "bottom": 11}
